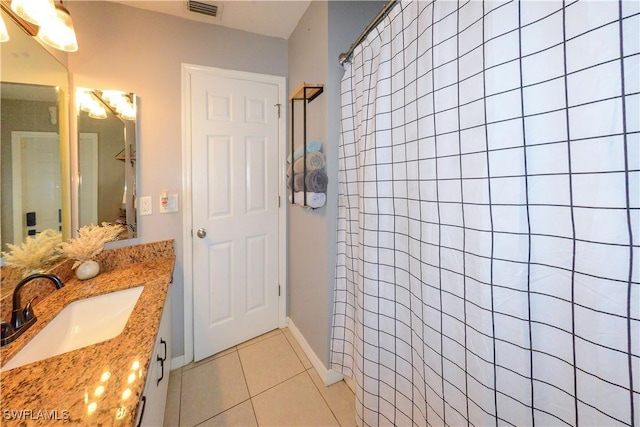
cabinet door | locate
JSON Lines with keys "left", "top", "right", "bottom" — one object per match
{"left": 136, "top": 291, "right": 172, "bottom": 427}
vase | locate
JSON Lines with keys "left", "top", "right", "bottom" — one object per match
{"left": 76, "top": 260, "right": 100, "bottom": 280}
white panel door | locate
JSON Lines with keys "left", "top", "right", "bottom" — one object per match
{"left": 191, "top": 69, "right": 280, "bottom": 360}
{"left": 11, "top": 132, "right": 61, "bottom": 243}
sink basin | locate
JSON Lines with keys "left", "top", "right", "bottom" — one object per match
{"left": 1, "top": 286, "right": 144, "bottom": 372}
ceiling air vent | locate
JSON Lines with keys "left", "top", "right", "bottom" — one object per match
{"left": 186, "top": 0, "right": 223, "bottom": 20}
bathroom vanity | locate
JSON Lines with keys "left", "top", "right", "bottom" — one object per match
{"left": 0, "top": 241, "right": 174, "bottom": 426}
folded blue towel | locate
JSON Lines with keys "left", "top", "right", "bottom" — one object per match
{"left": 287, "top": 141, "right": 322, "bottom": 163}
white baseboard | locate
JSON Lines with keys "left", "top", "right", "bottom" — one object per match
{"left": 171, "top": 355, "right": 186, "bottom": 370}
{"left": 287, "top": 318, "right": 344, "bottom": 386}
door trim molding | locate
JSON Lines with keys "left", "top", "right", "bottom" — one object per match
{"left": 181, "top": 63, "right": 288, "bottom": 365}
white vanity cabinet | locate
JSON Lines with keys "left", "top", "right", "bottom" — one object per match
{"left": 136, "top": 291, "right": 172, "bottom": 427}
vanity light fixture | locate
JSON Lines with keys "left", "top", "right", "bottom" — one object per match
{"left": 36, "top": 1, "right": 78, "bottom": 52}
{"left": 101, "top": 90, "right": 125, "bottom": 105}
{"left": 0, "top": 13, "right": 8, "bottom": 42}
{"left": 118, "top": 103, "right": 136, "bottom": 121}
{"left": 101, "top": 90, "right": 136, "bottom": 120}
{"left": 78, "top": 88, "right": 107, "bottom": 119}
{"left": 77, "top": 88, "right": 135, "bottom": 121}
{"left": 77, "top": 90, "right": 93, "bottom": 112}
{"left": 10, "top": 0, "right": 56, "bottom": 27}
{"left": 88, "top": 104, "right": 107, "bottom": 120}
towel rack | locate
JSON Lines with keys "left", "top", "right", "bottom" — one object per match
{"left": 289, "top": 82, "right": 324, "bottom": 208}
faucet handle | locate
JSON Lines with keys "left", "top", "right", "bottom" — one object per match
{"left": 23, "top": 297, "right": 38, "bottom": 322}
{"left": 1, "top": 322, "right": 15, "bottom": 340}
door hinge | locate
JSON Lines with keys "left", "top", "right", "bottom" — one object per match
{"left": 278, "top": 284, "right": 281, "bottom": 296}
{"left": 274, "top": 103, "right": 281, "bottom": 119}
{"left": 278, "top": 196, "right": 281, "bottom": 208}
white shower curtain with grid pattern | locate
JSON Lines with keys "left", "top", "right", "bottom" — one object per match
{"left": 331, "top": 1, "right": 639, "bottom": 426}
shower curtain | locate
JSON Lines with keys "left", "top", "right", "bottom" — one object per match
{"left": 331, "top": 1, "right": 639, "bottom": 426}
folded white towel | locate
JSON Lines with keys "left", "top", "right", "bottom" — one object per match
{"left": 288, "top": 191, "right": 326, "bottom": 209}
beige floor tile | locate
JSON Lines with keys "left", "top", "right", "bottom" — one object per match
{"left": 283, "top": 329, "right": 313, "bottom": 369}
{"left": 238, "top": 333, "right": 305, "bottom": 396}
{"left": 196, "top": 400, "right": 257, "bottom": 426}
{"left": 163, "top": 369, "right": 182, "bottom": 426}
{"left": 308, "top": 368, "right": 356, "bottom": 427}
{"left": 236, "top": 328, "right": 283, "bottom": 349}
{"left": 252, "top": 372, "right": 339, "bottom": 427}
{"left": 180, "top": 352, "right": 250, "bottom": 426}
{"left": 182, "top": 346, "right": 238, "bottom": 372}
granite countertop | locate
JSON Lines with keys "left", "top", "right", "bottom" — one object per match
{"left": 0, "top": 257, "right": 174, "bottom": 426}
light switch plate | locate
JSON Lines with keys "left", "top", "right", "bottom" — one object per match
{"left": 139, "top": 196, "right": 152, "bottom": 216}
{"left": 159, "top": 194, "right": 179, "bottom": 213}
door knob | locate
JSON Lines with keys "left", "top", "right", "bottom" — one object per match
{"left": 196, "top": 228, "right": 207, "bottom": 238}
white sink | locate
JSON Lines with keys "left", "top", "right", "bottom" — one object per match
{"left": 1, "top": 286, "right": 144, "bottom": 372}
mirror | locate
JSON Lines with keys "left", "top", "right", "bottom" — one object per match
{"left": 76, "top": 89, "right": 137, "bottom": 239}
{"left": 0, "top": 8, "right": 70, "bottom": 255}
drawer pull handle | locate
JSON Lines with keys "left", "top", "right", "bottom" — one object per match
{"left": 157, "top": 355, "right": 164, "bottom": 385}
{"left": 160, "top": 338, "right": 167, "bottom": 362}
{"left": 136, "top": 395, "right": 146, "bottom": 427}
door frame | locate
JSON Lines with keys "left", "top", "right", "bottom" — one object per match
{"left": 181, "top": 64, "right": 288, "bottom": 365}
{"left": 78, "top": 132, "right": 99, "bottom": 227}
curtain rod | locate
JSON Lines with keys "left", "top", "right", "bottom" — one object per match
{"left": 338, "top": 0, "right": 399, "bottom": 65}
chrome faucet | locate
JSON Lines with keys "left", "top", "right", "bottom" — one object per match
{"left": 0, "top": 273, "right": 64, "bottom": 347}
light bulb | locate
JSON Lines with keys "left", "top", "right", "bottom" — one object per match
{"left": 119, "top": 103, "right": 136, "bottom": 121}
{"left": 0, "top": 14, "right": 9, "bottom": 43}
{"left": 77, "top": 90, "right": 93, "bottom": 112}
{"left": 88, "top": 104, "right": 107, "bottom": 120}
{"left": 37, "top": 3, "right": 78, "bottom": 52}
{"left": 11, "top": 0, "right": 56, "bottom": 26}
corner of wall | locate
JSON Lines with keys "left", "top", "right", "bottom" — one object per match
{"left": 287, "top": 317, "right": 343, "bottom": 386}
{"left": 286, "top": 0, "right": 388, "bottom": 373}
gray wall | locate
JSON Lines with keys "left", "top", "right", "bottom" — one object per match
{"left": 287, "top": 1, "right": 385, "bottom": 366}
{"left": 67, "top": 1, "right": 288, "bottom": 358}
{"left": 287, "top": 0, "right": 330, "bottom": 366}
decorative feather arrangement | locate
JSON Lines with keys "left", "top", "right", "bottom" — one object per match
{"left": 1, "top": 229, "right": 63, "bottom": 276}
{"left": 58, "top": 223, "right": 124, "bottom": 269}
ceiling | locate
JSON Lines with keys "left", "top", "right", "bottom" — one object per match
{"left": 109, "top": 0, "right": 311, "bottom": 40}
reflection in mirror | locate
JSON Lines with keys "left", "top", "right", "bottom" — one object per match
{"left": 1, "top": 83, "right": 62, "bottom": 248}
{"left": 0, "top": 8, "right": 69, "bottom": 256}
{"left": 76, "top": 88, "right": 137, "bottom": 239}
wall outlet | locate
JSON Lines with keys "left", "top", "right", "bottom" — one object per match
{"left": 139, "top": 196, "right": 152, "bottom": 216}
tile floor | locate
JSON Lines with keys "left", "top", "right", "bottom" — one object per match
{"left": 163, "top": 328, "right": 356, "bottom": 427}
